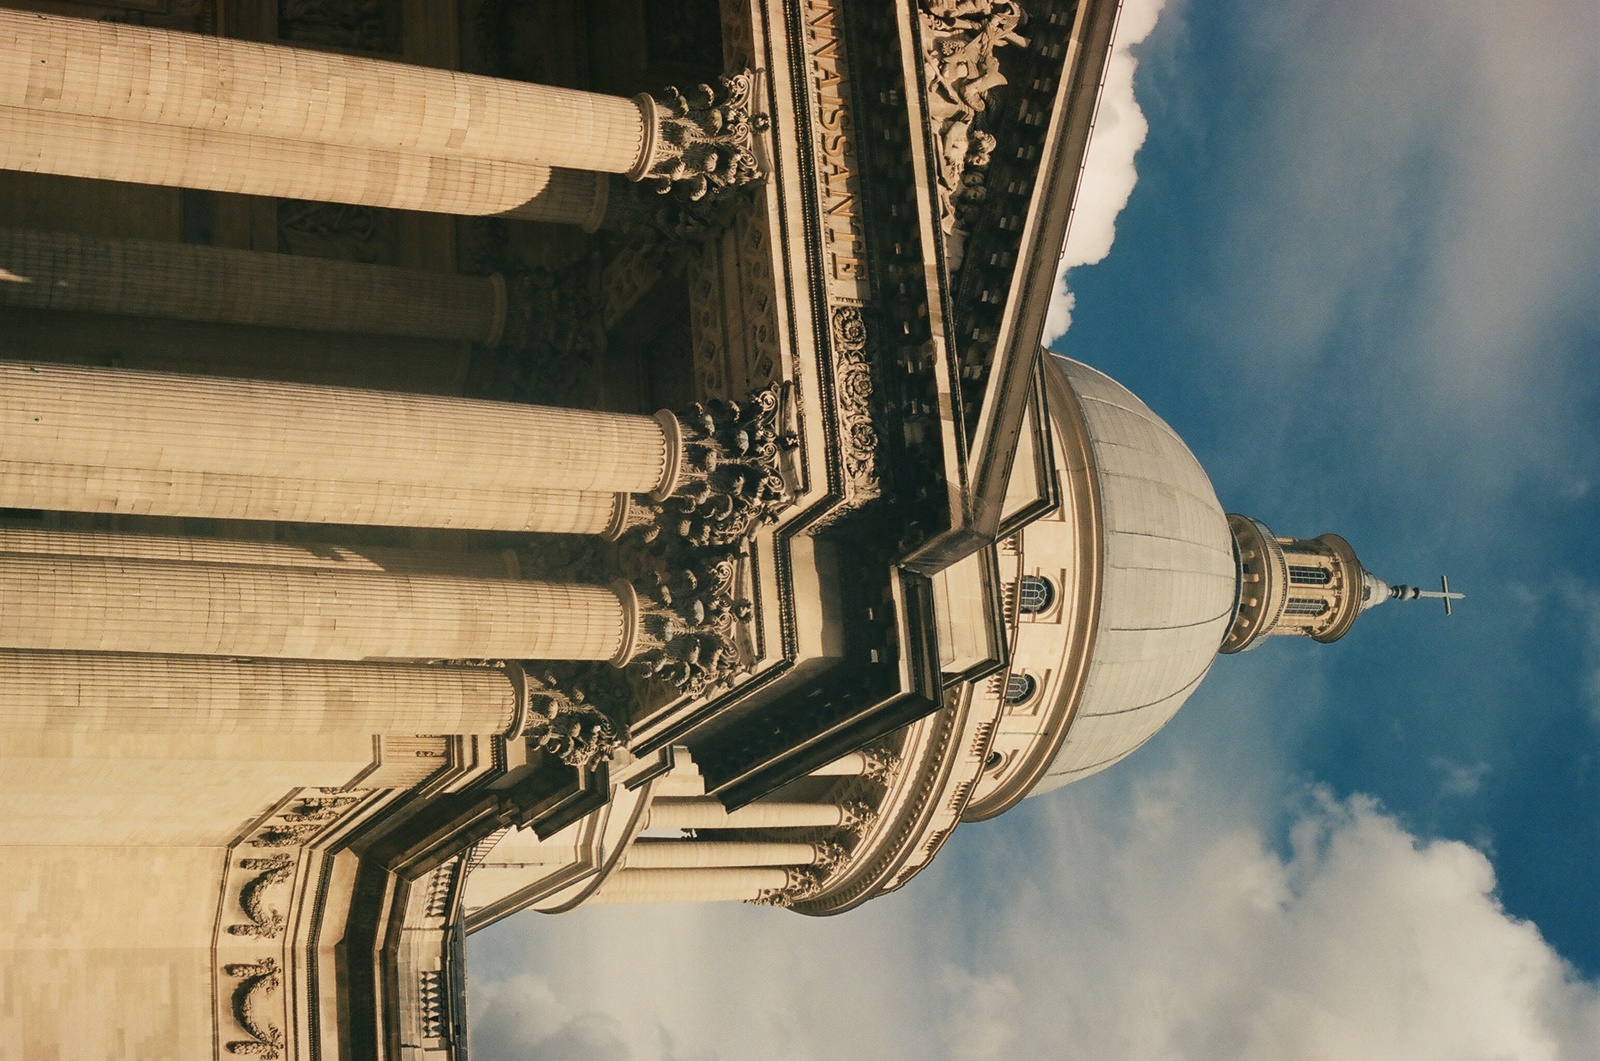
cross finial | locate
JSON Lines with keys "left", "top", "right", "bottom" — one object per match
{"left": 1389, "top": 575, "right": 1464, "bottom": 615}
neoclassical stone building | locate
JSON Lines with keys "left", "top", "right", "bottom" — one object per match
{"left": 0, "top": 2, "right": 1457, "bottom": 1058}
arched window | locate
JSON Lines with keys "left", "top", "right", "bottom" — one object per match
{"left": 1018, "top": 575, "right": 1055, "bottom": 614}
{"left": 1285, "top": 597, "right": 1329, "bottom": 616}
{"left": 1289, "top": 565, "right": 1331, "bottom": 585}
{"left": 1003, "top": 673, "right": 1037, "bottom": 705}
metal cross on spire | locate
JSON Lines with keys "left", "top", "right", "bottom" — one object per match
{"left": 1389, "top": 575, "right": 1464, "bottom": 615}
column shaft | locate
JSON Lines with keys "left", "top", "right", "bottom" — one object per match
{"left": 3, "top": 12, "right": 648, "bottom": 172}
{"left": 811, "top": 751, "right": 871, "bottom": 776}
{"left": 587, "top": 867, "right": 792, "bottom": 905}
{"left": 0, "top": 526, "right": 519, "bottom": 579}
{"left": 623, "top": 840, "right": 820, "bottom": 870}
{"left": 0, "top": 461, "right": 626, "bottom": 534}
{"left": 0, "top": 361, "right": 677, "bottom": 524}
{"left": 0, "top": 651, "right": 519, "bottom": 734}
{"left": 0, "top": 228, "right": 507, "bottom": 345}
{"left": 0, "top": 106, "right": 607, "bottom": 220}
{"left": 0, "top": 553, "right": 632, "bottom": 662}
{"left": 645, "top": 799, "right": 846, "bottom": 831}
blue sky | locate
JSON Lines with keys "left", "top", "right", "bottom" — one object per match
{"left": 469, "top": 2, "right": 1599, "bottom": 1056}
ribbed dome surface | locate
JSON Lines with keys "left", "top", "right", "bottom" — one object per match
{"left": 1029, "top": 356, "right": 1237, "bottom": 795}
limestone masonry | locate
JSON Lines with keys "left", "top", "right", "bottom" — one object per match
{"left": 0, "top": 3, "right": 1433, "bottom": 1058}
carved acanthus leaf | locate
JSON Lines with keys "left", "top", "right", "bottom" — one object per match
{"left": 523, "top": 687, "right": 624, "bottom": 770}
{"left": 860, "top": 747, "right": 902, "bottom": 782}
{"left": 747, "top": 866, "right": 827, "bottom": 908}
{"left": 668, "top": 382, "right": 797, "bottom": 548}
{"left": 642, "top": 71, "right": 771, "bottom": 200}
{"left": 632, "top": 547, "right": 755, "bottom": 699}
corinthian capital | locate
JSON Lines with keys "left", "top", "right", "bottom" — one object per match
{"left": 633, "top": 70, "right": 771, "bottom": 200}
{"left": 666, "top": 382, "right": 797, "bottom": 548}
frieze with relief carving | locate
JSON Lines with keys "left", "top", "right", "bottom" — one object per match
{"left": 921, "top": 1, "right": 1029, "bottom": 270}
{"left": 829, "top": 306, "right": 883, "bottom": 520}
{"left": 214, "top": 789, "right": 374, "bottom": 1056}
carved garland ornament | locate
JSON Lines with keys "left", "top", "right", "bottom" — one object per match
{"left": 228, "top": 855, "right": 294, "bottom": 940}
{"left": 920, "top": 0, "right": 1028, "bottom": 269}
{"left": 638, "top": 71, "right": 772, "bottom": 200}
{"left": 223, "top": 958, "right": 286, "bottom": 1058}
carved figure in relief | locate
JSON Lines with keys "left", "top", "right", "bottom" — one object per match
{"left": 920, "top": 1, "right": 1029, "bottom": 268}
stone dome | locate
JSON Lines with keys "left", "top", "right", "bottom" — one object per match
{"left": 1028, "top": 355, "right": 1238, "bottom": 795}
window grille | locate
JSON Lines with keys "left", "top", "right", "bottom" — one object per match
{"left": 1286, "top": 598, "right": 1329, "bottom": 616}
{"left": 1003, "top": 673, "right": 1037, "bottom": 705}
{"left": 1289, "top": 565, "right": 1331, "bottom": 585}
{"left": 1018, "top": 575, "right": 1055, "bottom": 614}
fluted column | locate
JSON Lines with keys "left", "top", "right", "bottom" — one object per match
{"left": 0, "top": 526, "right": 520, "bottom": 578}
{"left": 812, "top": 751, "right": 875, "bottom": 776}
{"left": 2, "top": 12, "right": 650, "bottom": 172}
{"left": 0, "top": 651, "right": 522, "bottom": 734}
{"left": 0, "top": 105, "right": 606, "bottom": 222}
{"left": 0, "top": 552, "right": 639, "bottom": 663}
{"left": 644, "top": 799, "right": 848, "bottom": 831}
{"left": 1, "top": 13, "right": 764, "bottom": 211}
{"left": 0, "top": 361, "right": 680, "bottom": 530}
{"left": 0, "top": 228, "right": 509, "bottom": 345}
{"left": 586, "top": 867, "right": 793, "bottom": 905}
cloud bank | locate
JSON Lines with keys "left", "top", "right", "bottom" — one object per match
{"left": 1041, "top": 0, "right": 1168, "bottom": 343}
{"left": 469, "top": 765, "right": 1600, "bottom": 1061}
{"left": 1195, "top": 0, "right": 1599, "bottom": 507}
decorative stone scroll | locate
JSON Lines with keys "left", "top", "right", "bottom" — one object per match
{"left": 637, "top": 71, "right": 772, "bottom": 200}
{"left": 920, "top": 1, "right": 1029, "bottom": 269}
{"left": 831, "top": 306, "right": 883, "bottom": 507}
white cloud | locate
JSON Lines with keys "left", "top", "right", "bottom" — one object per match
{"left": 969, "top": 773, "right": 1600, "bottom": 1061}
{"left": 1199, "top": 0, "right": 1599, "bottom": 501}
{"left": 1042, "top": 0, "right": 1168, "bottom": 343}
{"left": 470, "top": 767, "right": 1600, "bottom": 1061}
